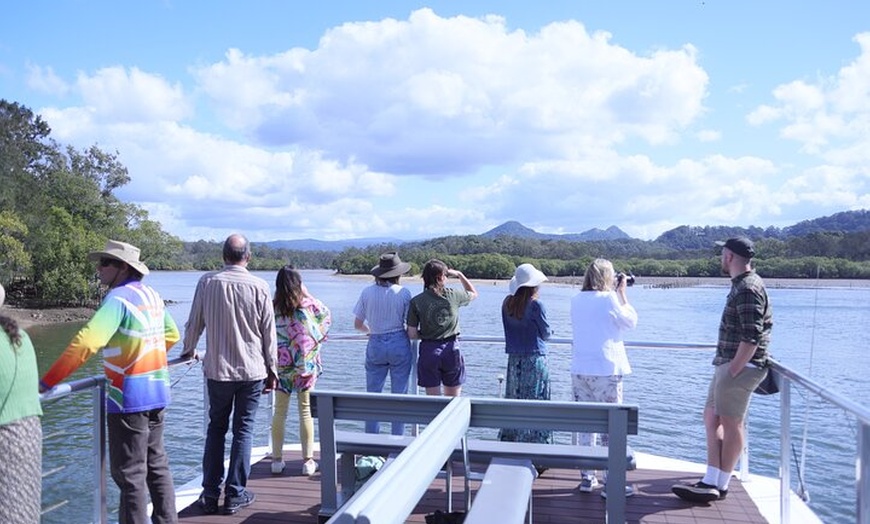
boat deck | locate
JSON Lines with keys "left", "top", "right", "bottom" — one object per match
{"left": 176, "top": 450, "right": 767, "bottom": 523}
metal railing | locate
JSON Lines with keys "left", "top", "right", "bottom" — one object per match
{"left": 38, "top": 357, "right": 196, "bottom": 524}
{"left": 37, "top": 337, "right": 870, "bottom": 524}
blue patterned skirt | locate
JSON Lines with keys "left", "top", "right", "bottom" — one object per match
{"left": 498, "top": 354, "right": 553, "bottom": 444}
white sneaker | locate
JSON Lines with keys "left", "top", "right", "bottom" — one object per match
{"left": 578, "top": 475, "right": 599, "bottom": 493}
{"left": 271, "top": 460, "right": 285, "bottom": 475}
{"left": 302, "top": 458, "right": 318, "bottom": 476}
{"left": 600, "top": 485, "right": 635, "bottom": 499}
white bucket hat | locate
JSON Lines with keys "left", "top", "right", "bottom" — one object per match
{"left": 88, "top": 240, "right": 150, "bottom": 275}
{"left": 508, "top": 263, "right": 548, "bottom": 295}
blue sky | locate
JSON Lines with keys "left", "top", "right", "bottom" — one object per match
{"left": 3, "top": 1, "right": 869, "bottom": 242}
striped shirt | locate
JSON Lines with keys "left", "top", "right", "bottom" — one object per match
{"left": 182, "top": 265, "right": 278, "bottom": 381}
{"left": 41, "top": 281, "right": 179, "bottom": 413}
{"left": 352, "top": 282, "right": 411, "bottom": 334}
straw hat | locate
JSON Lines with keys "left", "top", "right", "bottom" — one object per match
{"left": 508, "top": 263, "right": 548, "bottom": 295}
{"left": 88, "top": 240, "right": 150, "bottom": 275}
{"left": 371, "top": 252, "right": 411, "bottom": 279}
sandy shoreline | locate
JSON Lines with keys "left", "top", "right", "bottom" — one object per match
{"left": 3, "top": 274, "right": 867, "bottom": 329}
{"left": 2, "top": 306, "right": 96, "bottom": 330}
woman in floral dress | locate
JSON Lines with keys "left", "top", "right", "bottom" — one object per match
{"left": 270, "top": 266, "right": 331, "bottom": 476}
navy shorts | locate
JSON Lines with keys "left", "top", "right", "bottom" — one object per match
{"left": 417, "top": 338, "right": 465, "bottom": 388}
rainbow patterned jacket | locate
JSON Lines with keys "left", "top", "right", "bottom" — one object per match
{"left": 41, "top": 281, "right": 180, "bottom": 413}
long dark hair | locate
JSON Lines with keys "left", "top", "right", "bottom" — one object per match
{"left": 421, "top": 259, "right": 448, "bottom": 292}
{"left": 504, "top": 286, "right": 537, "bottom": 319}
{"left": 274, "top": 265, "right": 305, "bottom": 318}
{"left": 0, "top": 315, "right": 21, "bottom": 348}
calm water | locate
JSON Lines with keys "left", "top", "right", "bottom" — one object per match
{"left": 31, "top": 270, "right": 870, "bottom": 523}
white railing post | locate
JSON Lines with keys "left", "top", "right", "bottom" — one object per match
{"left": 780, "top": 376, "right": 791, "bottom": 524}
{"left": 92, "top": 378, "right": 108, "bottom": 524}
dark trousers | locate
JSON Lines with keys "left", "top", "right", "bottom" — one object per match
{"left": 202, "top": 379, "right": 264, "bottom": 499}
{"left": 107, "top": 409, "right": 176, "bottom": 524}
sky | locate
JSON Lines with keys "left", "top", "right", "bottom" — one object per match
{"left": 2, "top": 1, "right": 869, "bottom": 242}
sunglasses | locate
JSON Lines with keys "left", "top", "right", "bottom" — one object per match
{"left": 99, "top": 258, "right": 120, "bottom": 268}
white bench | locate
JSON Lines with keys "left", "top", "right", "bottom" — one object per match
{"left": 313, "top": 391, "right": 639, "bottom": 524}
{"left": 464, "top": 457, "right": 538, "bottom": 524}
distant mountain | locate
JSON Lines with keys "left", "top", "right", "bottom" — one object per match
{"left": 482, "top": 221, "right": 631, "bottom": 241}
{"left": 784, "top": 209, "right": 870, "bottom": 236}
{"left": 262, "top": 237, "right": 403, "bottom": 252}
{"left": 654, "top": 209, "right": 870, "bottom": 250}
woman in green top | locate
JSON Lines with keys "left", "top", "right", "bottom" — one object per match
{"left": 0, "top": 283, "right": 43, "bottom": 524}
{"left": 406, "top": 259, "right": 478, "bottom": 396}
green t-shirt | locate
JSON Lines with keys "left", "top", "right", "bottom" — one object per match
{"left": 407, "top": 287, "right": 472, "bottom": 341}
{"left": 0, "top": 328, "right": 43, "bottom": 425}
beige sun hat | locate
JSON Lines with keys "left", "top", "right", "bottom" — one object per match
{"left": 508, "top": 263, "right": 548, "bottom": 295}
{"left": 87, "top": 240, "right": 150, "bottom": 275}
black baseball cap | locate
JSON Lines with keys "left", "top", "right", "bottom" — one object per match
{"left": 715, "top": 236, "right": 755, "bottom": 259}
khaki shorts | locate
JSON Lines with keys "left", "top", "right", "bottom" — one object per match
{"left": 705, "top": 363, "right": 767, "bottom": 419}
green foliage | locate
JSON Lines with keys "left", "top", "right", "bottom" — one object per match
{"left": 0, "top": 210, "right": 31, "bottom": 283}
{"left": 0, "top": 99, "right": 182, "bottom": 304}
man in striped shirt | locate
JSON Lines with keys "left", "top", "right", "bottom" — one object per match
{"left": 181, "top": 234, "right": 278, "bottom": 516}
{"left": 40, "top": 240, "right": 180, "bottom": 524}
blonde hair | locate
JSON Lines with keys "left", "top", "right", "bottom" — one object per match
{"left": 582, "top": 258, "right": 615, "bottom": 292}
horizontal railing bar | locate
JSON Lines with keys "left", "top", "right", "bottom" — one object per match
{"left": 771, "top": 359, "right": 870, "bottom": 426}
{"left": 326, "top": 332, "right": 716, "bottom": 350}
{"left": 40, "top": 500, "right": 69, "bottom": 515}
{"left": 41, "top": 465, "right": 65, "bottom": 478}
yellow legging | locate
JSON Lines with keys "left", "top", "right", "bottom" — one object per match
{"left": 270, "top": 389, "right": 314, "bottom": 461}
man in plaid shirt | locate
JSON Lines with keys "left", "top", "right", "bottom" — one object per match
{"left": 672, "top": 236, "right": 773, "bottom": 503}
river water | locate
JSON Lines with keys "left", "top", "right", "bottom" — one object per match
{"left": 30, "top": 270, "right": 870, "bottom": 523}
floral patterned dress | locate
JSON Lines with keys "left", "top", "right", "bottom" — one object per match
{"left": 276, "top": 296, "right": 331, "bottom": 393}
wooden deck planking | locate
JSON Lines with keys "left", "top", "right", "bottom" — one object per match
{"left": 178, "top": 450, "right": 767, "bottom": 523}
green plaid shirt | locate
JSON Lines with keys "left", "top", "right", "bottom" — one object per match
{"left": 713, "top": 270, "right": 772, "bottom": 366}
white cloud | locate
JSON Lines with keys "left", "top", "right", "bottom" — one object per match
{"left": 76, "top": 67, "right": 192, "bottom": 123}
{"left": 193, "top": 8, "right": 709, "bottom": 174}
{"left": 748, "top": 32, "right": 870, "bottom": 158}
{"left": 25, "top": 64, "right": 69, "bottom": 96}
{"left": 697, "top": 129, "right": 721, "bottom": 142}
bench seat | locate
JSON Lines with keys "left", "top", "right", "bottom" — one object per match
{"left": 464, "top": 458, "right": 537, "bottom": 524}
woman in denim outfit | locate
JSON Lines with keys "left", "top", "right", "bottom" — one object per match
{"left": 353, "top": 252, "right": 413, "bottom": 435}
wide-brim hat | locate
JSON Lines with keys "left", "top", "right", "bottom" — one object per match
{"left": 715, "top": 236, "right": 755, "bottom": 259}
{"left": 509, "top": 263, "right": 548, "bottom": 295}
{"left": 88, "top": 240, "right": 150, "bottom": 275}
{"left": 371, "top": 252, "right": 411, "bottom": 279}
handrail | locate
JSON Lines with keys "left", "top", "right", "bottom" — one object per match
{"left": 327, "top": 397, "right": 472, "bottom": 524}
{"left": 38, "top": 357, "right": 197, "bottom": 524}
{"left": 38, "top": 339, "right": 870, "bottom": 523}
{"left": 327, "top": 332, "right": 717, "bottom": 350}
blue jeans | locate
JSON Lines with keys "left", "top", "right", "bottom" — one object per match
{"left": 202, "top": 379, "right": 263, "bottom": 499}
{"left": 365, "top": 331, "right": 412, "bottom": 435}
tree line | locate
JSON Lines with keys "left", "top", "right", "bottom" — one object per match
{"left": 3, "top": 98, "right": 869, "bottom": 307}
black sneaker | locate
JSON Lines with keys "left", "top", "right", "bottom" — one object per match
{"left": 671, "top": 481, "right": 720, "bottom": 503}
{"left": 198, "top": 495, "right": 219, "bottom": 515}
{"left": 718, "top": 488, "right": 728, "bottom": 500}
{"left": 223, "top": 490, "right": 256, "bottom": 515}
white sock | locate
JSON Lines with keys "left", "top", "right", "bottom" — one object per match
{"left": 702, "top": 466, "right": 721, "bottom": 486}
{"left": 718, "top": 470, "right": 732, "bottom": 491}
